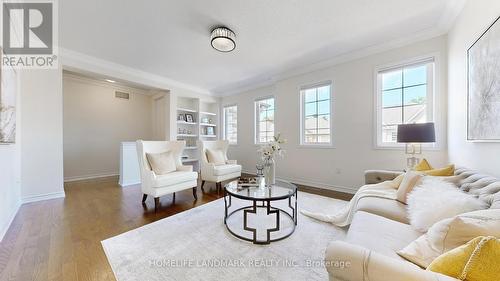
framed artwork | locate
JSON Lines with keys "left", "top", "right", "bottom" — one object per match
{"left": 201, "top": 117, "right": 209, "bottom": 123}
{"left": 185, "top": 114, "right": 194, "bottom": 123}
{"left": 0, "top": 48, "right": 17, "bottom": 144}
{"left": 467, "top": 16, "right": 500, "bottom": 141}
{"left": 206, "top": 126, "right": 214, "bottom": 135}
{"left": 177, "top": 114, "right": 186, "bottom": 121}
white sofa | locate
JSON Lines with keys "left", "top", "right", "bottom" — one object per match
{"left": 136, "top": 140, "right": 198, "bottom": 211}
{"left": 326, "top": 167, "right": 500, "bottom": 281}
{"left": 199, "top": 140, "right": 241, "bottom": 191}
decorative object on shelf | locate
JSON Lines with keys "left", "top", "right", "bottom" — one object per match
{"left": 397, "top": 123, "right": 435, "bottom": 169}
{"left": 206, "top": 127, "right": 215, "bottom": 135}
{"left": 209, "top": 118, "right": 213, "bottom": 124}
{"left": 185, "top": 114, "right": 194, "bottom": 123}
{"left": 467, "top": 15, "right": 500, "bottom": 141}
{"left": 187, "top": 130, "right": 192, "bottom": 134}
{"left": 258, "top": 133, "right": 286, "bottom": 187}
{"left": 201, "top": 117, "right": 209, "bottom": 124}
{"left": 210, "top": 26, "right": 236, "bottom": 52}
{"left": 177, "top": 114, "right": 186, "bottom": 121}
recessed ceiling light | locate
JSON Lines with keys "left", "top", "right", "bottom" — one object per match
{"left": 105, "top": 79, "right": 116, "bottom": 83}
{"left": 210, "top": 27, "right": 236, "bottom": 52}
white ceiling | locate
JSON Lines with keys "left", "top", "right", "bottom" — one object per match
{"left": 60, "top": 0, "right": 464, "bottom": 96}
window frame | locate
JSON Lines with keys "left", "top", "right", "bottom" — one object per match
{"left": 223, "top": 104, "right": 238, "bottom": 145}
{"left": 374, "top": 56, "right": 437, "bottom": 149}
{"left": 299, "top": 81, "right": 334, "bottom": 147}
{"left": 254, "top": 96, "right": 276, "bottom": 144}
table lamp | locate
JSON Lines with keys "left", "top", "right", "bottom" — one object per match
{"left": 397, "top": 122, "right": 435, "bottom": 169}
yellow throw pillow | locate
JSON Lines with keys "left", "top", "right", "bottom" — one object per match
{"left": 414, "top": 158, "right": 433, "bottom": 171}
{"left": 423, "top": 164, "right": 455, "bottom": 177}
{"left": 427, "top": 236, "right": 500, "bottom": 281}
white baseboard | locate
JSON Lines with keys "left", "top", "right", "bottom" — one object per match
{"left": 242, "top": 169, "right": 357, "bottom": 194}
{"left": 22, "top": 191, "right": 66, "bottom": 204}
{"left": 64, "top": 172, "right": 118, "bottom": 182}
{"left": 0, "top": 200, "right": 21, "bottom": 243}
{"left": 119, "top": 180, "right": 141, "bottom": 187}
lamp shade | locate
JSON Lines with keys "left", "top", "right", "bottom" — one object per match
{"left": 397, "top": 123, "right": 435, "bottom": 143}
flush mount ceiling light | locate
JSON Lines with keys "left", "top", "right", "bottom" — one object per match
{"left": 210, "top": 27, "right": 236, "bottom": 52}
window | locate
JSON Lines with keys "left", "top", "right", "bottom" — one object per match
{"left": 255, "top": 97, "right": 275, "bottom": 143}
{"left": 223, "top": 105, "right": 238, "bottom": 144}
{"left": 376, "top": 58, "right": 434, "bottom": 146}
{"left": 300, "top": 83, "right": 332, "bottom": 145}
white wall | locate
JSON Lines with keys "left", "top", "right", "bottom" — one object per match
{"left": 63, "top": 74, "right": 154, "bottom": 180}
{"left": 448, "top": 0, "right": 500, "bottom": 177}
{"left": 222, "top": 36, "right": 449, "bottom": 192}
{"left": 20, "top": 68, "right": 65, "bottom": 202}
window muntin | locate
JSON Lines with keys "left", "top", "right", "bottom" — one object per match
{"left": 255, "top": 97, "right": 275, "bottom": 143}
{"left": 223, "top": 105, "right": 237, "bottom": 144}
{"left": 377, "top": 59, "right": 434, "bottom": 145}
{"left": 301, "top": 84, "right": 332, "bottom": 145}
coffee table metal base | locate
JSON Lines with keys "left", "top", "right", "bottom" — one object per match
{"left": 224, "top": 192, "right": 297, "bottom": 245}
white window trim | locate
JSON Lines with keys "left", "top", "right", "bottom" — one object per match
{"left": 299, "top": 81, "right": 335, "bottom": 148}
{"left": 254, "top": 96, "right": 275, "bottom": 145}
{"left": 223, "top": 104, "right": 238, "bottom": 145}
{"left": 373, "top": 54, "right": 442, "bottom": 150}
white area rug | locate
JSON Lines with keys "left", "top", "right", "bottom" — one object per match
{"left": 101, "top": 191, "right": 347, "bottom": 281}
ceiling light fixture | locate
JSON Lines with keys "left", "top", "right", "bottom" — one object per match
{"left": 105, "top": 79, "right": 116, "bottom": 83}
{"left": 210, "top": 27, "right": 236, "bottom": 52}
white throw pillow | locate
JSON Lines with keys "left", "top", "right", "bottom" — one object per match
{"left": 206, "top": 149, "right": 226, "bottom": 165}
{"left": 406, "top": 177, "right": 487, "bottom": 232}
{"left": 146, "top": 151, "right": 177, "bottom": 175}
{"left": 398, "top": 209, "right": 500, "bottom": 268}
{"left": 396, "top": 171, "right": 424, "bottom": 204}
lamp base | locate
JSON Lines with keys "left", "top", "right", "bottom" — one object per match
{"left": 406, "top": 157, "right": 420, "bottom": 170}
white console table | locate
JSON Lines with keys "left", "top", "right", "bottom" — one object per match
{"left": 119, "top": 142, "right": 141, "bottom": 187}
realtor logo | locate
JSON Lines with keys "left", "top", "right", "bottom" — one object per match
{"left": 1, "top": 0, "right": 58, "bottom": 68}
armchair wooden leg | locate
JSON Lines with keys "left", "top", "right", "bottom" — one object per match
{"left": 200, "top": 180, "right": 205, "bottom": 192}
{"left": 193, "top": 187, "right": 198, "bottom": 200}
{"left": 173, "top": 192, "right": 176, "bottom": 203}
{"left": 142, "top": 194, "right": 147, "bottom": 203}
{"left": 154, "top": 197, "right": 159, "bottom": 212}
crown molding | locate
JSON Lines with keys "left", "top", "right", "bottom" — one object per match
{"left": 213, "top": 1, "right": 465, "bottom": 97}
{"left": 59, "top": 48, "right": 212, "bottom": 96}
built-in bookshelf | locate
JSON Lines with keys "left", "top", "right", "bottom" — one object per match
{"left": 175, "top": 97, "right": 219, "bottom": 171}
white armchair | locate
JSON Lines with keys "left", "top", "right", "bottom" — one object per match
{"left": 136, "top": 140, "right": 198, "bottom": 211}
{"left": 199, "top": 140, "right": 241, "bottom": 192}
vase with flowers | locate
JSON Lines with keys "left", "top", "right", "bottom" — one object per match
{"left": 258, "top": 133, "right": 286, "bottom": 187}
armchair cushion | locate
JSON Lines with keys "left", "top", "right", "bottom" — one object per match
{"left": 206, "top": 149, "right": 226, "bottom": 165}
{"left": 146, "top": 151, "right": 176, "bottom": 175}
{"left": 152, "top": 171, "right": 198, "bottom": 188}
{"left": 213, "top": 164, "right": 242, "bottom": 176}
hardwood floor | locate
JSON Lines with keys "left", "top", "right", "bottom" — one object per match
{"left": 0, "top": 176, "right": 352, "bottom": 281}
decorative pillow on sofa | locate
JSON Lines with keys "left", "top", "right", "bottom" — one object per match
{"left": 146, "top": 151, "right": 177, "bottom": 175}
{"left": 406, "top": 177, "right": 487, "bottom": 232}
{"left": 422, "top": 164, "right": 455, "bottom": 177}
{"left": 414, "top": 158, "right": 433, "bottom": 171}
{"left": 427, "top": 236, "right": 500, "bottom": 281}
{"left": 206, "top": 149, "right": 226, "bottom": 165}
{"left": 397, "top": 209, "right": 500, "bottom": 268}
{"left": 396, "top": 171, "right": 424, "bottom": 204}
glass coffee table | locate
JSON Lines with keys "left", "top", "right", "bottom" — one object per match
{"left": 224, "top": 178, "right": 298, "bottom": 245}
